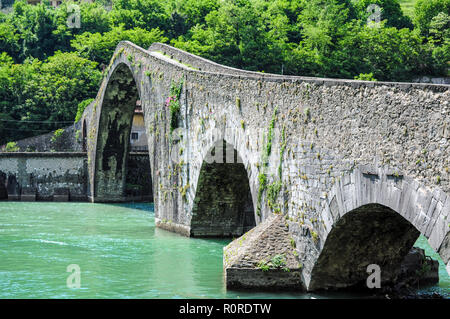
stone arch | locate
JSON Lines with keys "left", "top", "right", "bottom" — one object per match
{"left": 91, "top": 62, "right": 143, "bottom": 202}
{"left": 308, "top": 166, "right": 450, "bottom": 290}
{"left": 189, "top": 139, "right": 256, "bottom": 237}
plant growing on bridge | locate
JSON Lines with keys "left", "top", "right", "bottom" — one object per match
{"left": 304, "top": 107, "right": 310, "bottom": 119}
{"left": 4, "top": 142, "right": 19, "bottom": 152}
{"left": 75, "top": 98, "right": 94, "bottom": 123}
{"left": 256, "top": 107, "right": 280, "bottom": 216}
{"left": 51, "top": 129, "right": 64, "bottom": 143}
{"left": 167, "top": 79, "right": 184, "bottom": 133}
{"left": 179, "top": 183, "right": 190, "bottom": 201}
{"left": 278, "top": 125, "right": 286, "bottom": 179}
{"left": 264, "top": 107, "right": 278, "bottom": 161}
{"left": 256, "top": 254, "right": 289, "bottom": 272}
{"left": 256, "top": 259, "right": 270, "bottom": 272}
{"left": 290, "top": 238, "right": 296, "bottom": 248}
{"left": 267, "top": 181, "right": 282, "bottom": 211}
{"left": 311, "top": 230, "right": 319, "bottom": 244}
{"left": 236, "top": 97, "right": 241, "bottom": 111}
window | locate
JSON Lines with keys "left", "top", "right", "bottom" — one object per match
{"left": 131, "top": 132, "right": 139, "bottom": 140}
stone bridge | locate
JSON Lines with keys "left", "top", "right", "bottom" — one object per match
{"left": 79, "top": 41, "right": 450, "bottom": 291}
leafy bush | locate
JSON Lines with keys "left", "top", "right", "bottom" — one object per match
{"left": 5, "top": 141, "right": 19, "bottom": 152}
{"left": 75, "top": 98, "right": 94, "bottom": 123}
{"left": 71, "top": 25, "right": 168, "bottom": 66}
{"left": 414, "top": 0, "right": 450, "bottom": 36}
{"left": 354, "top": 73, "right": 377, "bottom": 81}
{"left": 256, "top": 254, "right": 289, "bottom": 272}
{"left": 51, "top": 128, "right": 64, "bottom": 143}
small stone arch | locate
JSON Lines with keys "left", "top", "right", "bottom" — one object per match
{"left": 307, "top": 166, "right": 450, "bottom": 290}
{"left": 189, "top": 139, "right": 256, "bottom": 237}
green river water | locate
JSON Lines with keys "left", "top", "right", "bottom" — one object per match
{"left": 0, "top": 202, "right": 448, "bottom": 299}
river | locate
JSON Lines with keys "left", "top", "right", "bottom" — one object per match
{"left": 0, "top": 202, "right": 448, "bottom": 299}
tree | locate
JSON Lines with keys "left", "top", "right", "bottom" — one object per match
{"left": 0, "top": 52, "right": 101, "bottom": 144}
{"left": 331, "top": 22, "right": 432, "bottom": 81}
{"left": 414, "top": 0, "right": 450, "bottom": 36}
{"left": 166, "top": 0, "right": 219, "bottom": 38}
{"left": 353, "top": 0, "right": 413, "bottom": 29}
{"left": 110, "top": 0, "right": 169, "bottom": 31}
{"left": 429, "top": 12, "right": 450, "bottom": 74}
{"left": 172, "top": 0, "right": 288, "bottom": 73}
{"left": 71, "top": 25, "right": 167, "bottom": 66}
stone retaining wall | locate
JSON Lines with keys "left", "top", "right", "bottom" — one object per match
{"left": 0, "top": 152, "right": 87, "bottom": 201}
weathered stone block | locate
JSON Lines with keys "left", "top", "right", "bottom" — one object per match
{"left": 224, "top": 215, "right": 305, "bottom": 290}
{"left": 225, "top": 268, "right": 304, "bottom": 291}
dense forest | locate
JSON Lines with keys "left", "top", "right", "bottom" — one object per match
{"left": 0, "top": 0, "right": 449, "bottom": 145}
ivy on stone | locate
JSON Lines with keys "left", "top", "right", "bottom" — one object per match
{"left": 166, "top": 79, "right": 184, "bottom": 133}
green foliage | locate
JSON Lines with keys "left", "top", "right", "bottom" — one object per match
{"left": 256, "top": 106, "right": 283, "bottom": 215}
{"left": 257, "top": 254, "right": 289, "bottom": 272}
{"left": 278, "top": 125, "right": 286, "bottom": 178}
{"left": 51, "top": 128, "right": 64, "bottom": 143}
{"left": 167, "top": 79, "right": 184, "bottom": 132}
{"left": 256, "top": 172, "right": 267, "bottom": 216}
{"left": 354, "top": 72, "right": 377, "bottom": 81}
{"left": 75, "top": 98, "right": 94, "bottom": 123}
{"left": 5, "top": 141, "right": 19, "bottom": 152}
{"left": 0, "top": 51, "right": 101, "bottom": 144}
{"left": 179, "top": 183, "right": 190, "bottom": 200}
{"left": 271, "top": 254, "right": 287, "bottom": 269}
{"left": 414, "top": 0, "right": 450, "bottom": 36}
{"left": 399, "top": 0, "right": 418, "bottom": 17}
{"left": 267, "top": 181, "right": 282, "bottom": 208}
{"left": 331, "top": 22, "right": 435, "bottom": 81}
{"left": 110, "top": 0, "right": 169, "bottom": 31}
{"left": 304, "top": 107, "right": 310, "bottom": 118}
{"left": 264, "top": 107, "right": 278, "bottom": 163}
{"left": 256, "top": 260, "right": 270, "bottom": 272}
{"left": 354, "top": 0, "right": 413, "bottom": 29}
{"left": 0, "top": 0, "right": 448, "bottom": 145}
{"left": 311, "top": 230, "right": 319, "bottom": 243}
{"left": 290, "top": 237, "right": 296, "bottom": 248}
{"left": 71, "top": 25, "right": 168, "bottom": 66}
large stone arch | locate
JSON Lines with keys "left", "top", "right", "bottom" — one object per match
{"left": 189, "top": 139, "right": 256, "bottom": 237}
{"left": 91, "top": 62, "right": 143, "bottom": 202}
{"left": 307, "top": 166, "right": 450, "bottom": 290}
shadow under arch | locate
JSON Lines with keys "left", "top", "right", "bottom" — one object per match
{"left": 309, "top": 203, "right": 420, "bottom": 290}
{"left": 92, "top": 62, "right": 146, "bottom": 202}
{"left": 0, "top": 172, "right": 7, "bottom": 200}
{"left": 82, "top": 119, "right": 87, "bottom": 152}
{"left": 308, "top": 167, "right": 450, "bottom": 291}
{"left": 190, "top": 139, "right": 256, "bottom": 237}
